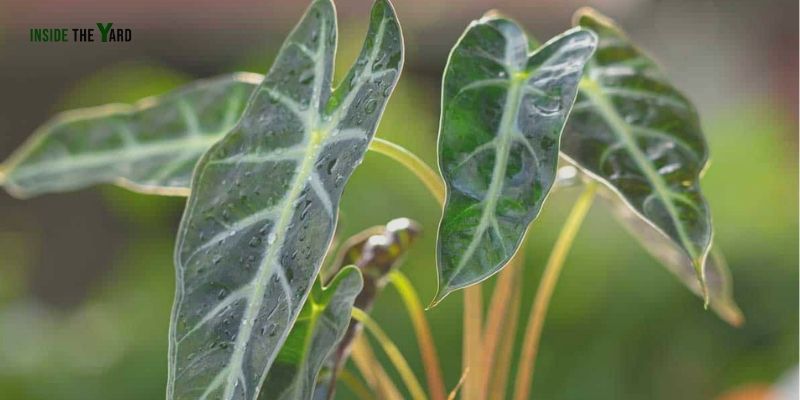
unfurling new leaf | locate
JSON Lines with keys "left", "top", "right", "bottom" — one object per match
{"left": 435, "top": 15, "right": 597, "bottom": 302}
{"left": 315, "top": 218, "right": 422, "bottom": 399}
{"left": 561, "top": 8, "right": 714, "bottom": 297}
{"left": 0, "top": 73, "right": 259, "bottom": 198}
{"left": 260, "top": 266, "right": 363, "bottom": 400}
{"left": 167, "top": 0, "right": 403, "bottom": 399}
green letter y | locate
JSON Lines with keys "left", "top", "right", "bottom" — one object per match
{"left": 96, "top": 23, "right": 113, "bottom": 42}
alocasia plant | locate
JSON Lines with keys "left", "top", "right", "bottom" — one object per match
{"left": 0, "top": 2, "right": 741, "bottom": 400}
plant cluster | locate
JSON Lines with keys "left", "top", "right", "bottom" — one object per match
{"left": 0, "top": 1, "right": 741, "bottom": 399}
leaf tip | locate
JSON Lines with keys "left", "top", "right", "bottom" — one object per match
{"left": 427, "top": 286, "right": 453, "bottom": 310}
{"left": 370, "top": 0, "right": 398, "bottom": 24}
{"left": 708, "top": 298, "right": 745, "bottom": 327}
{"left": 692, "top": 257, "right": 711, "bottom": 308}
{"left": 722, "top": 307, "right": 745, "bottom": 328}
{"left": 327, "top": 265, "right": 364, "bottom": 290}
{"left": 571, "top": 6, "right": 627, "bottom": 38}
{"left": 0, "top": 163, "right": 21, "bottom": 197}
{"left": 571, "top": 6, "right": 612, "bottom": 27}
{"left": 571, "top": 6, "right": 598, "bottom": 27}
{"left": 1, "top": 179, "right": 32, "bottom": 200}
{"left": 481, "top": 9, "right": 504, "bottom": 19}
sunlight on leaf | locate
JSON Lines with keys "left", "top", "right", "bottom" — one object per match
{"left": 167, "top": 0, "right": 403, "bottom": 399}
{"left": 0, "top": 73, "right": 259, "bottom": 198}
{"left": 435, "top": 14, "right": 597, "bottom": 302}
{"left": 561, "top": 7, "right": 714, "bottom": 297}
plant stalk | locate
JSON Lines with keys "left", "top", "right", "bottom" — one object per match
{"left": 461, "top": 285, "right": 482, "bottom": 400}
{"left": 487, "top": 272, "right": 522, "bottom": 399}
{"left": 337, "top": 369, "right": 377, "bottom": 400}
{"left": 352, "top": 308, "right": 428, "bottom": 400}
{"left": 478, "top": 247, "right": 523, "bottom": 398}
{"left": 513, "top": 183, "right": 597, "bottom": 400}
{"left": 351, "top": 336, "right": 403, "bottom": 400}
{"left": 367, "top": 138, "right": 485, "bottom": 400}
{"left": 390, "top": 271, "right": 447, "bottom": 400}
{"left": 369, "top": 138, "right": 445, "bottom": 205}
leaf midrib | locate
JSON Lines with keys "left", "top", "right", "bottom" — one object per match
{"left": 578, "top": 77, "right": 700, "bottom": 264}
{"left": 290, "top": 300, "right": 323, "bottom": 398}
{"left": 446, "top": 71, "right": 528, "bottom": 289}
{"left": 8, "top": 133, "right": 222, "bottom": 182}
{"left": 217, "top": 14, "right": 391, "bottom": 399}
{"left": 220, "top": 32, "right": 330, "bottom": 399}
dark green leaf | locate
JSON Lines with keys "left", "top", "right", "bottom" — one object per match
{"left": 0, "top": 73, "right": 259, "bottom": 198}
{"left": 167, "top": 0, "right": 403, "bottom": 399}
{"left": 561, "top": 8, "right": 714, "bottom": 294}
{"left": 260, "top": 266, "right": 363, "bottom": 400}
{"left": 435, "top": 15, "right": 597, "bottom": 302}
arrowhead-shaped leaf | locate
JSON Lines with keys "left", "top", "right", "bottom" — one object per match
{"left": 167, "top": 0, "right": 403, "bottom": 399}
{"left": 0, "top": 73, "right": 260, "bottom": 198}
{"left": 561, "top": 8, "right": 714, "bottom": 294}
{"left": 259, "top": 266, "right": 363, "bottom": 400}
{"left": 611, "top": 199, "right": 742, "bottom": 325}
{"left": 435, "top": 15, "right": 597, "bottom": 302}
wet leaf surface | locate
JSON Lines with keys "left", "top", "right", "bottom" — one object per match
{"left": 260, "top": 267, "right": 363, "bottom": 400}
{"left": 167, "top": 1, "right": 402, "bottom": 399}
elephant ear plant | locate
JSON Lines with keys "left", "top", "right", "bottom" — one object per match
{"left": 0, "top": 1, "right": 741, "bottom": 399}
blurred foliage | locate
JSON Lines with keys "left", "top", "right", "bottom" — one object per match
{"left": 0, "top": 26, "right": 796, "bottom": 400}
{"left": 56, "top": 62, "right": 191, "bottom": 110}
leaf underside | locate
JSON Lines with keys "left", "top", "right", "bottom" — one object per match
{"left": 260, "top": 266, "right": 363, "bottom": 400}
{"left": 435, "top": 15, "right": 597, "bottom": 302}
{"left": 167, "top": 0, "right": 402, "bottom": 399}
{"left": 608, "top": 196, "right": 742, "bottom": 325}
{"left": 561, "top": 8, "right": 714, "bottom": 293}
{"left": 0, "top": 73, "right": 260, "bottom": 198}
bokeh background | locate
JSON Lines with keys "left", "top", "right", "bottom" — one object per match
{"left": 0, "top": 0, "right": 797, "bottom": 399}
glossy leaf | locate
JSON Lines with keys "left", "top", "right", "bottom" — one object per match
{"left": 0, "top": 73, "right": 260, "bottom": 198}
{"left": 435, "top": 15, "right": 597, "bottom": 302}
{"left": 259, "top": 266, "right": 363, "bottom": 400}
{"left": 609, "top": 197, "right": 741, "bottom": 325}
{"left": 561, "top": 8, "right": 714, "bottom": 294}
{"left": 167, "top": 0, "right": 403, "bottom": 399}
{"left": 315, "top": 218, "right": 421, "bottom": 400}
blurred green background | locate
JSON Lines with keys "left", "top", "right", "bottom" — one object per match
{"left": 0, "top": 0, "right": 796, "bottom": 399}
